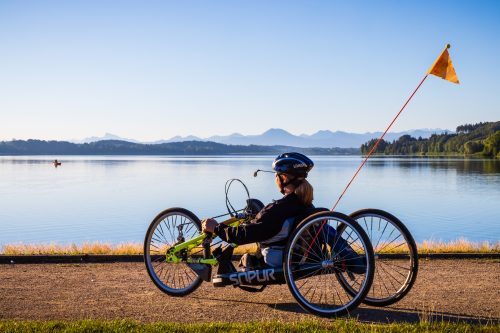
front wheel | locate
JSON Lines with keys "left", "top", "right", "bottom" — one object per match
{"left": 144, "top": 208, "right": 204, "bottom": 297}
{"left": 284, "top": 211, "right": 375, "bottom": 317}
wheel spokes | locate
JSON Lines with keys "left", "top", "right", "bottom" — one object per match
{"left": 288, "top": 218, "right": 371, "bottom": 313}
{"left": 353, "top": 213, "right": 413, "bottom": 302}
{"left": 146, "top": 212, "right": 202, "bottom": 292}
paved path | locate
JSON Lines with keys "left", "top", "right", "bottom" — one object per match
{"left": 0, "top": 259, "right": 498, "bottom": 323}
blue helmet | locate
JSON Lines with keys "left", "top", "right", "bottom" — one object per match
{"left": 272, "top": 152, "right": 314, "bottom": 178}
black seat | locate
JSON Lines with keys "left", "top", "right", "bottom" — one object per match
{"left": 260, "top": 206, "right": 330, "bottom": 248}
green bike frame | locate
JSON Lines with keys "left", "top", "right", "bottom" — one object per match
{"left": 165, "top": 216, "right": 249, "bottom": 266}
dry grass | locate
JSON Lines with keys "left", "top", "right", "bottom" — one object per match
{"left": 1, "top": 238, "right": 498, "bottom": 256}
{"left": 418, "top": 238, "right": 499, "bottom": 254}
{"left": 0, "top": 242, "right": 143, "bottom": 255}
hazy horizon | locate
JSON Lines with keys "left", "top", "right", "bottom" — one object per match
{"left": 2, "top": 126, "right": 458, "bottom": 143}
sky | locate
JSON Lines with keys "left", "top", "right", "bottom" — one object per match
{"left": 0, "top": 1, "right": 499, "bottom": 141}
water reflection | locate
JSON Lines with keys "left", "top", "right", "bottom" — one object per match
{"left": 0, "top": 156, "right": 498, "bottom": 245}
{"left": 365, "top": 158, "right": 500, "bottom": 174}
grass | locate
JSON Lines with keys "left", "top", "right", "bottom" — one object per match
{"left": 417, "top": 239, "right": 499, "bottom": 254}
{"left": 1, "top": 238, "right": 498, "bottom": 256}
{"left": 0, "top": 320, "right": 498, "bottom": 333}
{"left": 0, "top": 242, "right": 144, "bottom": 255}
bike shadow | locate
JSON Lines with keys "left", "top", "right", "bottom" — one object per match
{"left": 268, "top": 303, "right": 498, "bottom": 324}
{"left": 188, "top": 295, "right": 497, "bottom": 325}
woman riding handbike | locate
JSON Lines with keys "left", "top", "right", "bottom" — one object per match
{"left": 144, "top": 153, "right": 376, "bottom": 317}
{"left": 202, "top": 152, "right": 366, "bottom": 275}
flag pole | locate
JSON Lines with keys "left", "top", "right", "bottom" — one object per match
{"left": 332, "top": 43, "right": 451, "bottom": 210}
{"left": 301, "top": 74, "right": 430, "bottom": 260}
{"left": 331, "top": 73, "right": 429, "bottom": 211}
{"left": 302, "top": 44, "right": 457, "bottom": 260}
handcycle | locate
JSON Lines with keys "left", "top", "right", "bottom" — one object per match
{"left": 144, "top": 180, "right": 418, "bottom": 317}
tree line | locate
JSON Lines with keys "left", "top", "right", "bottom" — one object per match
{"left": 0, "top": 139, "right": 359, "bottom": 156}
{"left": 361, "top": 121, "right": 500, "bottom": 158}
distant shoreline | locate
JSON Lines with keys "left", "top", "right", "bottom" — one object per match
{"left": 365, "top": 154, "right": 500, "bottom": 159}
{"left": 0, "top": 139, "right": 360, "bottom": 156}
{"left": 1, "top": 154, "right": 499, "bottom": 159}
{"left": 361, "top": 122, "right": 500, "bottom": 159}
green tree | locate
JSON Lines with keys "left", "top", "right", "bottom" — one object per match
{"left": 360, "top": 121, "right": 499, "bottom": 157}
{"left": 482, "top": 131, "right": 500, "bottom": 157}
{"left": 464, "top": 141, "right": 484, "bottom": 154}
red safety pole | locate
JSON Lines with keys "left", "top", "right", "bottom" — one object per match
{"left": 303, "top": 74, "right": 429, "bottom": 258}
{"left": 332, "top": 73, "right": 429, "bottom": 211}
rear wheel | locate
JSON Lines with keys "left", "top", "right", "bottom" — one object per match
{"left": 338, "top": 209, "right": 418, "bottom": 306}
{"left": 284, "top": 211, "right": 375, "bottom": 317}
{"left": 144, "top": 208, "right": 204, "bottom": 296}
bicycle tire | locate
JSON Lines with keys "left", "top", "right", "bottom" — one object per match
{"left": 144, "top": 207, "right": 204, "bottom": 297}
{"left": 283, "top": 211, "right": 375, "bottom": 317}
{"left": 338, "top": 209, "right": 418, "bottom": 306}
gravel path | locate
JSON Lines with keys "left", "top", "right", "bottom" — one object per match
{"left": 0, "top": 259, "right": 498, "bottom": 324}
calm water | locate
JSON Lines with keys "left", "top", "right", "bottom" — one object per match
{"left": 0, "top": 156, "right": 499, "bottom": 246}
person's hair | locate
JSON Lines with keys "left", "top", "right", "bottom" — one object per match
{"left": 294, "top": 179, "right": 314, "bottom": 206}
{"left": 277, "top": 173, "right": 314, "bottom": 206}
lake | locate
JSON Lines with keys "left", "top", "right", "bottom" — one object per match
{"left": 0, "top": 156, "right": 499, "bottom": 246}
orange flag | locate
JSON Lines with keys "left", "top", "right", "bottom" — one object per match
{"left": 427, "top": 44, "right": 459, "bottom": 84}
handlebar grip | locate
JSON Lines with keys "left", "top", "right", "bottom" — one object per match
{"left": 202, "top": 232, "right": 212, "bottom": 259}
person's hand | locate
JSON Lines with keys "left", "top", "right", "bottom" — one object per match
{"left": 201, "top": 218, "right": 218, "bottom": 233}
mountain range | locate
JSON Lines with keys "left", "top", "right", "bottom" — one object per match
{"left": 75, "top": 128, "right": 451, "bottom": 148}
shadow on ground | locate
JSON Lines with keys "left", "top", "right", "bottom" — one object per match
{"left": 268, "top": 302, "right": 499, "bottom": 324}
{"left": 190, "top": 295, "right": 498, "bottom": 324}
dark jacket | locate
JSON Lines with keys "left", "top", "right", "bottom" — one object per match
{"left": 213, "top": 192, "right": 307, "bottom": 245}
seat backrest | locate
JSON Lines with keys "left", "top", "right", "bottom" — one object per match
{"left": 290, "top": 206, "right": 329, "bottom": 230}
{"left": 259, "top": 207, "right": 329, "bottom": 247}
